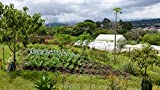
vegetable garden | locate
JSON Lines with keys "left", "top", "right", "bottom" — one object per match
{"left": 21, "top": 48, "right": 128, "bottom": 77}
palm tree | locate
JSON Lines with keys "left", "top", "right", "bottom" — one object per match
{"left": 113, "top": 7, "right": 122, "bottom": 63}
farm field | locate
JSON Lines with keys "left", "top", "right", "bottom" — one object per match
{"left": 0, "top": 44, "right": 160, "bottom": 90}
{"left": 0, "top": 1, "right": 160, "bottom": 90}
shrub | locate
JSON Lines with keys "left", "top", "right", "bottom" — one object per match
{"left": 34, "top": 75, "right": 56, "bottom": 90}
{"left": 108, "top": 75, "right": 128, "bottom": 90}
{"left": 123, "top": 61, "right": 138, "bottom": 76}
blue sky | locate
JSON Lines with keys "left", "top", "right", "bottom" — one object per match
{"left": 1, "top": 0, "right": 160, "bottom": 23}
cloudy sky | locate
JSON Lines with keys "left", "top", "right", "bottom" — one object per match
{"left": 1, "top": 0, "right": 160, "bottom": 23}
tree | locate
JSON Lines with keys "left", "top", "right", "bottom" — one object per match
{"left": 73, "top": 21, "right": 97, "bottom": 36}
{"left": 119, "top": 20, "right": 133, "bottom": 31}
{"left": 0, "top": 3, "right": 44, "bottom": 66}
{"left": 130, "top": 45, "right": 159, "bottom": 90}
{"left": 113, "top": 7, "right": 122, "bottom": 63}
{"left": 95, "top": 21, "right": 102, "bottom": 27}
{"left": 78, "top": 33, "right": 92, "bottom": 57}
{"left": 84, "top": 19, "right": 94, "bottom": 23}
{"left": 117, "top": 20, "right": 133, "bottom": 34}
{"left": 102, "top": 18, "right": 111, "bottom": 29}
{"left": 124, "top": 29, "right": 147, "bottom": 43}
{"left": 130, "top": 45, "right": 159, "bottom": 75}
{"left": 55, "top": 34, "right": 71, "bottom": 50}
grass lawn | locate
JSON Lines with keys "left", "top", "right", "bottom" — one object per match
{"left": 0, "top": 44, "right": 10, "bottom": 70}
{"left": 0, "top": 70, "right": 143, "bottom": 90}
{"left": 0, "top": 44, "right": 10, "bottom": 60}
{"left": 0, "top": 70, "right": 36, "bottom": 90}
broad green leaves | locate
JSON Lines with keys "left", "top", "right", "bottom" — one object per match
{"left": 35, "top": 75, "right": 56, "bottom": 90}
{"left": 25, "top": 49, "right": 82, "bottom": 70}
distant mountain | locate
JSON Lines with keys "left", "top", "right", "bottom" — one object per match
{"left": 130, "top": 18, "right": 160, "bottom": 27}
{"left": 45, "top": 18, "right": 160, "bottom": 28}
{"left": 45, "top": 23, "right": 66, "bottom": 27}
{"left": 45, "top": 22, "right": 76, "bottom": 27}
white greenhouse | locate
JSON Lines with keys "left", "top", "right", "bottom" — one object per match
{"left": 88, "top": 34, "right": 126, "bottom": 52}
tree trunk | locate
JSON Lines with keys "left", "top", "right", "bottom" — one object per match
{"left": 13, "top": 29, "right": 16, "bottom": 63}
{"left": 144, "top": 67, "right": 147, "bottom": 76}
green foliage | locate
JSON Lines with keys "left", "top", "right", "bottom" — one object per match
{"left": 0, "top": 2, "right": 44, "bottom": 65}
{"left": 35, "top": 75, "right": 56, "bottom": 90}
{"left": 108, "top": 75, "right": 128, "bottom": 90}
{"left": 87, "top": 49, "right": 110, "bottom": 63}
{"left": 78, "top": 32, "right": 92, "bottom": 42}
{"left": 0, "top": 3, "right": 45, "bottom": 47}
{"left": 54, "top": 34, "right": 72, "bottom": 49}
{"left": 23, "top": 49, "right": 82, "bottom": 70}
{"left": 113, "top": 7, "right": 122, "bottom": 13}
{"left": 123, "top": 61, "right": 138, "bottom": 76}
{"left": 117, "top": 39, "right": 127, "bottom": 51}
{"left": 47, "top": 39, "right": 55, "bottom": 44}
{"left": 141, "top": 33, "right": 160, "bottom": 45}
{"left": 119, "top": 20, "right": 133, "bottom": 31}
{"left": 124, "top": 30, "right": 147, "bottom": 42}
{"left": 0, "top": 34, "right": 2, "bottom": 43}
{"left": 102, "top": 18, "right": 111, "bottom": 29}
{"left": 73, "top": 21, "right": 97, "bottom": 36}
{"left": 78, "top": 33, "right": 93, "bottom": 57}
{"left": 130, "top": 45, "right": 159, "bottom": 75}
{"left": 127, "top": 40, "right": 137, "bottom": 45}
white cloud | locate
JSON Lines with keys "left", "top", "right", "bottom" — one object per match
{"left": 122, "top": 3, "right": 160, "bottom": 20}
{"left": 0, "top": 0, "right": 160, "bottom": 23}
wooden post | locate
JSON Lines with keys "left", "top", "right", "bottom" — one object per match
{"left": 0, "top": 59, "right": 2, "bottom": 69}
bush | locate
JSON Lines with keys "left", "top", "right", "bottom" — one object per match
{"left": 108, "top": 75, "right": 128, "bottom": 90}
{"left": 34, "top": 75, "right": 57, "bottom": 90}
{"left": 123, "top": 61, "right": 138, "bottom": 76}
